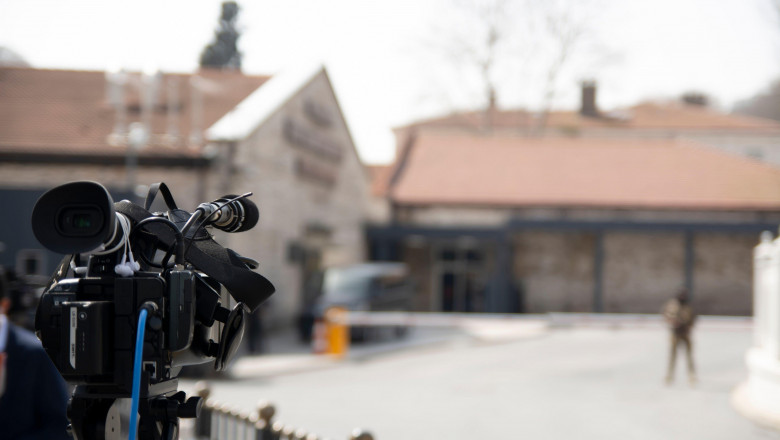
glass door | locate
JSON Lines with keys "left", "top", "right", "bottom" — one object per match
{"left": 435, "top": 243, "right": 488, "bottom": 312}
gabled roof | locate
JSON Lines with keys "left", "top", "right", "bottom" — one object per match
{"left": 389, "top": 133, "right": 780, "bottom": 211}
{"left": 208, "top": 63, "right": 324, "bottom": 142}
{"left": 403, "top": 101, "right": 780, "bottom": 133}
{"left": 206, "top": 64, "right": 365, "bottom": 176}
{"left": 0, "top": 67, "right": 268, "bottom": 158}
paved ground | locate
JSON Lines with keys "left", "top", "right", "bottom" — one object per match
{"left": 181, "top": 317, "right": 780, "bottom": 439}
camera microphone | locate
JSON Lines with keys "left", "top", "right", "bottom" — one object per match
{"left": 199, "top": 194, "right": 259, "bottom": 233}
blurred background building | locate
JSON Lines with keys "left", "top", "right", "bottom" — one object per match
{"left": 4, "top": 64, "right": 780, "bottom": 322}
{"left": 3, "top": 0, "right": 780, "bottom": 325}
{"left": 0, "top": 64, "right": 370, "bottom": 326}
{"left": 367, "top": 84, "right": 780, "bottom": 316}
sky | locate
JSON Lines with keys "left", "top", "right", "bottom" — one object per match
{"left": 0, "top": 0, "right": 778, "bottom": 164}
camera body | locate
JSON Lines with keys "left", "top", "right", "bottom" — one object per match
{"left": 37, "top": 269, "right": 208, "bottom": 390}
{"left": 31, "top": 181, "right": 273, "bottom": 438}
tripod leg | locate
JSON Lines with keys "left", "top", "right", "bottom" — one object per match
{"left": 163, "top": 421, "right": 179, "bottom": 440}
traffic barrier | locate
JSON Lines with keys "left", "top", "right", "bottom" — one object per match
{"left": 343, "top": 311, "right": 750, "bottom": 331}
{"left": 304, "top": 310, "right": 752, "bottom": 370}
{"left": 187, "top": 381, "right": 374, "bottom": 440}
{"left": 345, "top": 311, "right": 548, "bottom": 327}
{"left": 311, "top": 318, "right": 328, "bottom": 354}
{"left": 312, "top": 306, "right": 350, "bottom": 357}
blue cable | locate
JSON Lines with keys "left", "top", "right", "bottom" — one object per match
{"left": 129, "top": 308, "right": 148, "bottom": 440}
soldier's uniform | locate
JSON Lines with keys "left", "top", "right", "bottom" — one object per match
{"left": 663, "top": 294, "right": 697, "bottom": 384}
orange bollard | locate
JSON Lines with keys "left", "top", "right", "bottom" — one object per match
{"left": 324, "top": 306, "right": 349, "bottom": 358}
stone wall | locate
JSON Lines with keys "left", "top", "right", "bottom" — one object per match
{"left": 513, "top": 231, "right": 595, "bottom": 313}
{"left": 693, "top": 232, "right": 755, "bottom": 315}
{"left": 601, "top": 231, "right": 685, "bottom": 313}
{"left": 509, "top": 230, "right": 757, "bottom": 315}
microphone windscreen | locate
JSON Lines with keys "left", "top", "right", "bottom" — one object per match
{"left": 219, "top": 195, "right": 259, "bottom": 233}
{"left": 237, "top": 198, "right": 259, "bottom": 232}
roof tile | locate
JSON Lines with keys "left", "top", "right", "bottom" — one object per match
{"left": 390, "top": 133, "right": 780, "bottom": 210}
{"left": 0, "top": 67, "right": 268, "bottom": 157}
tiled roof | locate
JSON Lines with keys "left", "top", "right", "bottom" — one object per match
{"left": 390, "top": 133, "right": 780, "bottom": 210}
{"left": 405, "top": 101, "right": 780, "bottom": 133}
{"left": 0, "top": 67, "right": 268, "bottom": 158}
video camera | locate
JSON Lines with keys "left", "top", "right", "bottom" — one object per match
{"left": 31, "top": 181, "right": 275, "bottom": 440}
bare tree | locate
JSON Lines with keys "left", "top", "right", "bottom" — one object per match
{"left": 531, "top": 0, "right": 592, "bottom": 131}
{"left": 431, "top": 0, "right": 514, "bottom": 113}
{"left": 422, "top": 0, "right": 606, "bottom": 131}
{"left": 732, "top": 0, "right": 780, "bottom": 120}
{"left": 734, "top": 79, "right": 780, "bottom": 121}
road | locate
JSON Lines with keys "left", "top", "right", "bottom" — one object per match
{"left": 181, "top": 321, "right": 780, "bottom": 439}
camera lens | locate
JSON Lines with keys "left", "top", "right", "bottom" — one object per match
{"left": 72, "top": 214, "right": 92, "bottom": 229}
{"left": 58, "top": 207, "right": 103, "bottom": 237}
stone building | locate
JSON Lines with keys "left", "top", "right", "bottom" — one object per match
{"left": 0, "top": 66, "right": 267, "bottom": 276}
{"left": 0, "top": 65, "right": 369, "bottom": 324}
{"left": 207, "top": 65, "right": 370, "bottom": 323}
{"left": 369, "top": 103, "right": 780, "bottom": 316}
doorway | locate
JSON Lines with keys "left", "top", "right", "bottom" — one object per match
{"left": 434, "top": 243, "right": 490, "bottom": 312}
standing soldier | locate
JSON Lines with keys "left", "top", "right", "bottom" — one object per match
{"left": 663, "top": 288, "right": 697, "bottom": 385}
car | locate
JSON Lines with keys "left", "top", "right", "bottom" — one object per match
{"left": 305, "top": 262, "right": 414, "bottom": 342}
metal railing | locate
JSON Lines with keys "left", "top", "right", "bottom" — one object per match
{"left": 183, "top": 382, "right": 374, "bottom": 440}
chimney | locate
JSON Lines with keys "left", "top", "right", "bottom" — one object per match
{"left": 681, "top": 92, "right": 708, "bottom": 107}
{"left": 580, "top": 80, "right": 599, "bottom": 118}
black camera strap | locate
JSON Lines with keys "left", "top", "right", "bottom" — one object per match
{"left": 114, "top": 199, "right": 275, "bottom": 312}
{"left": 144, "top": 182, "right": 178, "bottom": 211}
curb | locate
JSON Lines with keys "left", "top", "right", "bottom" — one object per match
{"left": 227, "top": 328, "right": 465, "bottom": 379}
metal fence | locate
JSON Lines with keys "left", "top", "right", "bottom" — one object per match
{"left": 182, "top": 382, "right": 374, "bottom": 440}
